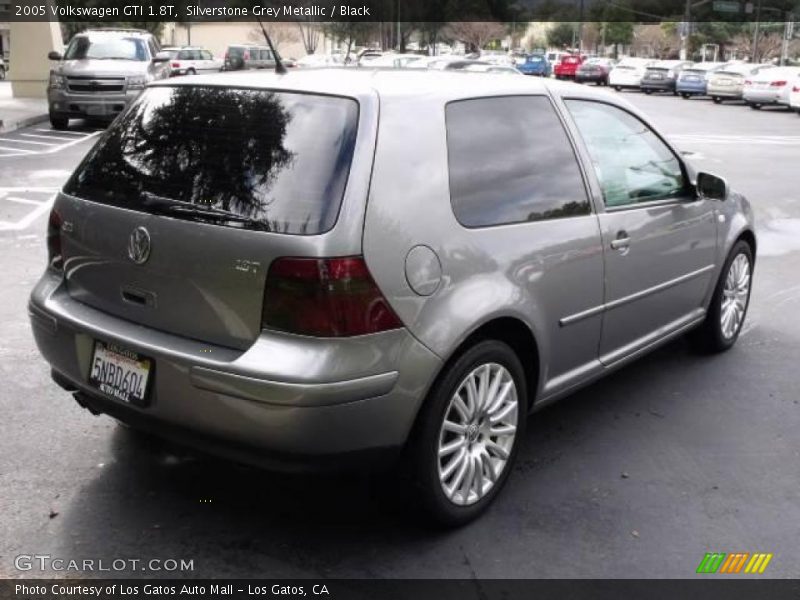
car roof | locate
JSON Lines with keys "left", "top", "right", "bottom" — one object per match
{"left": 150, "top": 67, "right": 629, "bottom": 106}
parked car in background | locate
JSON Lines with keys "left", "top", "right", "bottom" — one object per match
{"left": 608, "top": 57, "right": 656, "bottom": 91}
{"left": 553, "top": 54, "right": 584, "bottom": 79}
{"left": 743, "top": 66, "right": 800, "bottom": 109}
{"left": 0, "top": 57, "right": 6, "bottom": 80}
{"left": 29, "top": 68, "right": 755, "bottom": 527}
{"left": 516, "top": 54, "right": 551, "bottom": 76}
{"left": 359, "top": 53, "right": 423, "bottom": 68}
{"left": 356, "top": 48, "right": 382, "bottom": 64}
{"left": 462, "top": 64, "right": 521, "bottom": 75}
{"left": 640, "top": 60, "right": 693, "bottom": 95}
{"left": 575, "top": 58, "right": 616, "bottom": 85}
{"left": 790, "top": 78, "right": 800, "bottom": 114}
{"left": 675, "top": 62, "right": 726, "bottom": 98}
{"left": 162, "top": 46, "right": 223, "bottom": 76}
{"left": 295, "top": 54, "right": 346, "bottom": 68}
{"left": 440, "top": 59, "right": 492, "bottom": 71}
{"left": 223, "top": 44, "right": 277, "bottom": 71}
{"left": 547, "top": 50, "right": 567, "bottom": 65}
{"left": 707, "top": 63, "right": 774, "bottom": 103}
{"left": 46, "top": 28, "right": 171, "bottom": 129}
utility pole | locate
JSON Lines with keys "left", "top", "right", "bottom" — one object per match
{"left": 780, "top": 17, "right": 794, "bottom": 66}
{"left": 751, "top": 0, "right": 763, "bottom": 62}
{"left": 681, "top": 0, "right": 712, "bottom": 60}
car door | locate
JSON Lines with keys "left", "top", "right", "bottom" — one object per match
{"left": 563, "top": 99, "right": 718, "bottom": 365}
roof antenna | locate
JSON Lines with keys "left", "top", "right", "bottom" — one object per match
{"left": 256, "top": 16, "right": 288, "bottom": 75}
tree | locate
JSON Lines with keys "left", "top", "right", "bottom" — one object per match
{"left": 319, "top": 22, "right": 377, "bottom": 61}
{"left": 632, "top": 23, "right": 679, "bottom": 58}
{"left": 248, "top": 23, "right": 299, "bottom": 52}
{"left": 296, "top": 22, "right": 321, "bottom": 55}
{"left": 445, "top": 21, "right": 506, "bottom": 53}
{"left": 547, "top": 23, "right": 575, "bottom": 49}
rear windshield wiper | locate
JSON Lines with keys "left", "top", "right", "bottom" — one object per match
{"left": 141, "top": 192, "right": 270, "bottom": 230}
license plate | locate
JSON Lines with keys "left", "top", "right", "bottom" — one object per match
{"left": 686, "top": 76, "right": 700, "bottom": 81}
{"left": 650, "top": 74, "right": 663, "bottom": 79}
{"left": 88, "top": 341, "right": 152, "bottom": 405}
{"left": 718, "top": 79, "right": 732, "bottom": 85}
{"left": 86, "top": 105, "right": 107, "bottom": 116}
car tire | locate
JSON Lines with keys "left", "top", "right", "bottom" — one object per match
{"left": 690, "top": 240, "right": 753, "bottom": 354}
{"left": 187, "top": 68, "right": 196, "bottom": 76}
{"left": 682, "top": 93, "right": 690, "bottom": 99}
{"left": 614, "top": 86, "right": 621, "bottom": 91}
{"left": 408, "top": 340, "right": 527, "bottom": 527}
{"left": 749, "top": 103, "right": 762, "bottom": 110}
{"left": 644, "top": 89, "right": 652, "bottom": 95}
{"left": 49, "top": 114, "right": 69, "bottom": 130}
{"left": 712, "top": 97, "right": 722, "bottom": 104}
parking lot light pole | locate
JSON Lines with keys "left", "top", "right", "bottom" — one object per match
{"left": 681, "top": 0, "right": 712, "bottom": 60}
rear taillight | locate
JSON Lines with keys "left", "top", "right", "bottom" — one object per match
{"left": 770, "top": 80, "right": 787, "bottom": 87}
{"left": 171, "top": 61, "right": 180, "bottom": 68}
{"left": 46, "top": 208, "right": 63, "bottom": 270}
{"left": 243, "top": 51, "right": 250, "bottom": 60}
{"left": 262, "top": 256, "right": 403, "bottom": 337}
{"left": 793, "top": 86, "right": 800, "bottom": 93}
{"left": 744, "top": 80, "right": 752, "bottom": 85}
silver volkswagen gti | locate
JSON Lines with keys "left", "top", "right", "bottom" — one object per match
{"left": 29, "top": 70, "right": 756, "bottom": 526}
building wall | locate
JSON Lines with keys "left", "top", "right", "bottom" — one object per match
{"left": 161, "top": 22, "right": 310, "bottom": 61}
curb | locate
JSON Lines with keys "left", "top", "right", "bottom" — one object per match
{"left": 0, "top": 112, "right": 49, "bottom": 134}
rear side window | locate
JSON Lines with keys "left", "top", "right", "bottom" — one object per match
{"left": 65, "top": 86, "right": 359, "bottom": 235}
{"left": 445, "top": 96, "right": 589, "bottom": 228}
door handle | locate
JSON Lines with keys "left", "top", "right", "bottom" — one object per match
{"left": 610, "top": 233, "right": 631, "bottom": 251}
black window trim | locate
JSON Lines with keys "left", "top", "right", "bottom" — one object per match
{"left": 561, "top": 96, "right": 694, "bottom": 214}
{"left": 444, "top": 93, "right": 595, "bottom": 231}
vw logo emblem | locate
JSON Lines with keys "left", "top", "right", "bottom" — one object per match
{"left": 127, "top": 226, "right": 151, "bottom": 265}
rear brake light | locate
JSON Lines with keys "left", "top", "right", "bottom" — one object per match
{"left": 243, "top": 51, "right": 250, "bottom": 60}
{"left": 46, "top": 208, "right": 63, "bottom": 270}
{"left": 793, "top": 86, "right": 800, "bottom": 93}
{"left": 744, "top": 80, "right": 752, "bottom": 85}
{"left": 262, "top": 256, "right": 403, "bottom": 337}
{"left": 770, "top": 80, "right": 787, "bottom": 87}
{"left": 171, "top": 61, "right": 180, "bottom": 68}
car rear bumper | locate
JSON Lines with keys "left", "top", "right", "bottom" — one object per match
{"left": 706, "top": 85, "right": 744, "bottom": 98}
{"left": 575, "top": 73, "right": 604, "bottom": 82}
{"left": 676, "top": 82, "right": 707, "bottom": 94}
{"left": 48, "top": 88, "right": 141, "bottom": 119}
{"left": 640, "top": 80, "right": 676, "bottom": 91}
{"left": 743, "top": 90, "right": 782, "bottom": 104}
{"left": 29, "top": 270, "right": 441, "bottom": 471}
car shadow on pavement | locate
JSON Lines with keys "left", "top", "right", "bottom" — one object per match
{"left": 53, "top": 336, "right": 731, "bottom": 577}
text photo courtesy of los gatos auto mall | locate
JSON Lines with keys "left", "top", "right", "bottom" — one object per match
{"left": 1, "top": 0, "right": 800, "bottom": 598}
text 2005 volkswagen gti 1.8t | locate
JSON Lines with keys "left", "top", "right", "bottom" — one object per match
{"left": 29, "top": 70, "right": 756, "bottom": 526}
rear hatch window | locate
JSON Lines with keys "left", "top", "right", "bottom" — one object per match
{"left": 65, "top": 85, "right": 359, "bottom": 235}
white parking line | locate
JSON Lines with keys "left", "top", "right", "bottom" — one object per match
{"left": 0, "top": 188, "right": 58, "bottom": 232}
{"left": 0, "top": 138, "right": 58, "bottom": 146}
{"left": 0, "top": 130, "right": 101, "bottom": 160}
{"left": 20, "top": 132, "right": 86, "bottom": 142}
{"left": 6, "top": 196, "right": 47, "bottom": 206}
{"left": 34, "top": 128, "right": 88, "bottom": 136}
{"left": 0, "top": 145, "right": 35, "bottom": 154}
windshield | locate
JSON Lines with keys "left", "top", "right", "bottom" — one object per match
{"left": 65, "top": 86, "right": 360, "bottom": 235}
{"left": 64, "top": 36, "right": 148, "bottom": 61}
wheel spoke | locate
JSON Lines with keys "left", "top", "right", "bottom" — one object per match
{"left": 441, "top": 447, "right": 466, "bottom": 480}
{"left": 465, "top": 377, "right": 479, "bottom": 419}
{"left": 438, "top": 437, "right": 464, "bottom": 458}
{"left": 479, "top": 449, "right": 496, "bottom": 483}
{"left": 459, "top": 453, "right": 476, "bottom": 501}
{"left": 489, "top": 400, "right": 517, "bottom": 425}
{"left": 486, "top": 440, "right": 510, "bottom": 460}
{"left": 486, "top": 380, "right": 514, "bottom": 416}
{"left": 443, "top": 420, "right": 467, "bottom": 435}
{"left": 453, "top": 394, "right": 470, "bottom": 422}
{"left": 448, "top": 454, "right": 470, "bottom": 499}
{"left": 490, "top": 423, "right": 517, "bottom": 437}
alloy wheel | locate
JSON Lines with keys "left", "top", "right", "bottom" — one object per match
{"left": 720, "top": 253, "right": 751, "bottom": 340}
{"left": 436, "top": 363, "right": 518, "bottom": 506}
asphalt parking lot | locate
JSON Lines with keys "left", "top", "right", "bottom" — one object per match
{"left": 1, "top": 90, "right": 799, "bottom": 579}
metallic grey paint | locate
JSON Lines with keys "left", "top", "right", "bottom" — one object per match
{"left": 29, "top": 70, "right": 756, "bottom": 466}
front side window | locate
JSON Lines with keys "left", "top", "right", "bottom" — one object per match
{"left": 65, "top": 86, "right": 359, "bottom": 235}
{"left": 64, "top": 36, "right": 147, "bottom": 61}
{"left": 446, "top": 96, "right": 589, "bottom": 228}
{"left": 564, "top": 100, "right": 685, "bottom": 208}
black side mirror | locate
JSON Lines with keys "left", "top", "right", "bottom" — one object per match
{"left": 696, "top": 172, "right": 729, "bottom": 201}
{"left": 48, "top": 51, "right": 62, "bottom": 61}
